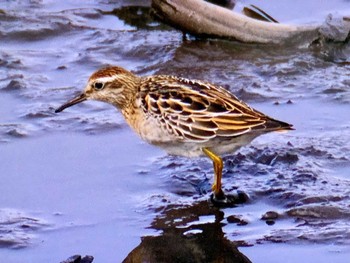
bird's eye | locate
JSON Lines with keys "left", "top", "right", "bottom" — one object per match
{"left": 94, "top": 82, "right": 104, "bottom": 90}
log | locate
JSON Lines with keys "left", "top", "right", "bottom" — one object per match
{"left": 152, "top": 0, "right": 320, "bottom": 45}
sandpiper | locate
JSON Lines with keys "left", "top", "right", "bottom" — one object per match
{"left": 55, "top": 66, "right": 293, "bottom": 202}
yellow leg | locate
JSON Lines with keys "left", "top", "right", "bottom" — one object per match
{"left": 202, "top": 148, "right": 224, "bottom": 198}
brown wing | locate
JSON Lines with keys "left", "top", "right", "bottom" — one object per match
{"left": 139, "top": 76, "right": 292, "bottom": 142}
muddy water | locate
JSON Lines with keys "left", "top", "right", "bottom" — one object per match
{"left": 1, "top": 1, "right": 350, "bottom": 262}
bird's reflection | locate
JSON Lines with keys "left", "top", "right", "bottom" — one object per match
{"left": 123, "top": 200, "right": 252, "bottom": 263}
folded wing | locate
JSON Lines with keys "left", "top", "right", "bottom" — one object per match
{"left": 140, "top": 76, "right": 292, "bottom": 142}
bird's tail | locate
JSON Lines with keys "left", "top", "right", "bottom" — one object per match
{"left": 264, "top": 118, "right": 294, "bottom": 132}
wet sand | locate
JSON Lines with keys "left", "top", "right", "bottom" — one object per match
{"left": 1, "top": 0, "right": 350, "bottom": 262}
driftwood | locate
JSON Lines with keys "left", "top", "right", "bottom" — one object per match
{"left": 152, "top": 0, "right": 320, "bottom": 45}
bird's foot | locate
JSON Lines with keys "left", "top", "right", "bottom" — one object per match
{"left": 210, "top": 190, "right": 249, "bottom": 208}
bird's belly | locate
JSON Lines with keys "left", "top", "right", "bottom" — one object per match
{"left": 158, "top": 133, "right": 261, "bottom": 158}
{"left": 128, "top": 116, "right": 203, "bottom": 157}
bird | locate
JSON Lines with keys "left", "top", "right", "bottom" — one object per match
{"left": 55, "top": 66, "right": 293, "bottom": 203}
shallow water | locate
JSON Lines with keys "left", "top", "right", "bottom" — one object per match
{"left": 1, "top": 0, "right": 350, "bottom": 262}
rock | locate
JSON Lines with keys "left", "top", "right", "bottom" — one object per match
{"left": 60, "top": 255, "right": 94, "bottom": 263}
{"left": 261, "top": 211, "right": 279, "bottom": 220}
{"left": 319, "top": 14, "right": 350, "bottom": 42}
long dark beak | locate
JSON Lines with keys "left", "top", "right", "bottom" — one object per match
{"left": 55, "top": 93, "right": 87, "bottom": 113}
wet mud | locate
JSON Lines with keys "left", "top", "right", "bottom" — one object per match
{"left": 1, "top": 1, "right": 350, "bottom": 262}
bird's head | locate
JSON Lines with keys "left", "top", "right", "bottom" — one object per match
{"left": 55, "top": 66, "right": 139, "bottom": 113}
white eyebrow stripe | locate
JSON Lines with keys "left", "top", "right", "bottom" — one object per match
{"left": 92, "top": 75, "right": 119, "bottom": 83}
